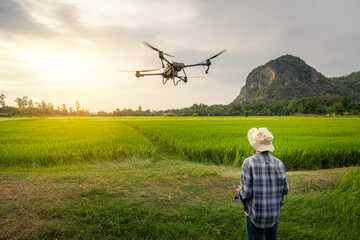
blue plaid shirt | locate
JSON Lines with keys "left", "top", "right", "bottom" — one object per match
{"left": 240, "top": 151, "right": 289, "bottom": 229}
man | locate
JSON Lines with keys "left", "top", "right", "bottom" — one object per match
{"left": 236, "top": 127, "right": 289, "bottom": 240}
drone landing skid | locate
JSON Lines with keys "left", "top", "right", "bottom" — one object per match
{"left": 162, "top": 76, "right": 187, "bottom": 86}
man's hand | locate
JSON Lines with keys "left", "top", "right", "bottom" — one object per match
{"left": 235, "top": 185, "right": 241, "bottom": 196}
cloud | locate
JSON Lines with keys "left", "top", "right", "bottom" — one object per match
{"left": 0, "top": 0, "right": 359, "bottom": 111}
{"left": 0, "top": 0, "right": 53, "bottom": 37}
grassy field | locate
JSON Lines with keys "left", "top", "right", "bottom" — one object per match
{"left": 0, "top": 118, "right": 157, "bottom": 167}
{"left": 1, "top": 160, "right": 359, "bottom": 239}
{"left": 1, "top": 117, "right": 359, "bottom": 169}
{"left": 125, "top": 117, "right": 360, "bottom": 170}
{"left": 0, "top": 116, "right": 359, "bottom": 239}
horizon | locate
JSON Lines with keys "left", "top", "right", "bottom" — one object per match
{"left": 1, "top": 0, "right": 360, "bottom": 112}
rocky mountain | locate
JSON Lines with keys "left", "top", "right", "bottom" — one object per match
{"left": 232, "top": 54, "right": 360, "bottom": 103}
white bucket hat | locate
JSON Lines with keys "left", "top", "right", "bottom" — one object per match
{"left": 247, "top": 127, "right": 275, "bottom": 152}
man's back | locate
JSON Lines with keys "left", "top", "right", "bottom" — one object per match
{"left": 240, "top": 151, "right": 289, "bottom": 229}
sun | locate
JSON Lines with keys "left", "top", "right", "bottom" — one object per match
{"left": 22, "top": 51, "right": 69, "bottom": 73}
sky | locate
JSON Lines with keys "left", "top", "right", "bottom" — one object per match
{"left": 0, "top": 0, "right": 359, "bottom": 112}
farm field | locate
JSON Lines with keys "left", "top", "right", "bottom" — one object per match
{"left": 0, "top": 116, "right": 359, "bottom": 239}
{"left": 1, "top": 117, "right": 359, "bottom": 169}
{"left": 0, "top": 118, "right": 157, "bottom": 167}
{"left": 125, "top": 116, "right": 360, "bottom": 170}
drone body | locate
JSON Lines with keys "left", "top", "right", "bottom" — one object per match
{"left": 119, "top": 42, "right": 226, "bottom": 86}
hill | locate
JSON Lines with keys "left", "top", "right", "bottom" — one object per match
{"left": 232, "top": 54, "right": 360, "bottom": 103}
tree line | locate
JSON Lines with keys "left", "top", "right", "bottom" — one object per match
{"left": 0, "top": 94, "right": 90, "bottom": 117}
{"left": 0, "top": 93, "right": 359, "bottom": 117}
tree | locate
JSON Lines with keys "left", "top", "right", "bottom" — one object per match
{"left": 341, "top": 96, "right": 351, "bottom": 111}
{"left": 213, "top": 106, "right": 225, "bottom": 116}
{"left": 333, "top": 102, "right": 345, "bottom": 115}
{"left": 61, "top": 104, "right": 68, "bottom": 115}
{"left": 136, "top": 106, "right": 143, "bottom": 116}
{"left": 40, "top": 100, "right": 47, "bottom": 115}
{"left": 48, "top": 103, "right": 54, "bottom": 115}
{"left": 75, "top": 100, "right": 80, "bottom": 112}
{"left": 15, "top": 96, "right": 29, "bottom": 110}
{"left": 97, "top": 110, "right": 109, "bottom": 116}
{"left": 14, "top": 98, "right": 22, "bottom": 109}
{"left": 0, "top": 93, "right": 6, "bottom": 107}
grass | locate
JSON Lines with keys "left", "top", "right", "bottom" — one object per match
{"left": 0, "top": 117, "right": 157, "bottom": 167}
{"left": 125, "top": 116, "right": 360, "bottom": 170}
{"left": 1, "top": 159, "right": 358, "bottom": 239}
{"left": 331, "top": 168, "right": 360, "bottom": 235}
{"left": 1, "top": 117, "right": 359, "bottom": 169}
{"left": 1, "top": 116, "right": 359, "bottom": 239}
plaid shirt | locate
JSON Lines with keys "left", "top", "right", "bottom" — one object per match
{"left": 240, "top": 151, "right": 289, "bottom": 229}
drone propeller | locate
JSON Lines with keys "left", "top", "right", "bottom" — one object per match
{"left": 195, "top": 49, "right": 226, "bottom": 74}
{"left": 143, "top": 42, "right": 175, "bottom": 58}
{"left": 198, "top": 50, "right": 226, "bottom": 65}
{"left": 116, "top": 69, "right": 159, "bottom": 72}
{"left": 207, "top": 49, "right": 226, "bottom": 61}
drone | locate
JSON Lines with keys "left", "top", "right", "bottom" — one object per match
{"left": 118, "top": 42, "right": 226, "bottom": 86}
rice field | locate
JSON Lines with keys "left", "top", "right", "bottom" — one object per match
{"left": 125, "top": 116, "right": 360, "bottom": 170}
{"left": 0, "top": 117, "right": 157, "bottom": 167}
{"left": 0, "top": 116, "right": 359, "bottom": 170}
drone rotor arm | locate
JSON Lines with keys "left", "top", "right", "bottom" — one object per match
{"left": 139, "top": 73, "right": 164, "bottom": 76}
{"left": 158, "top": 52, "right": 171, "bottom": 68}
{"left": 184, "top": 62, "right": 205, "bottom": 68}
{"left": 116, "top": 69, "right": 159, "bottom": 72}
{"left": 162, "top": 57, "right": 172, "bottom": 65}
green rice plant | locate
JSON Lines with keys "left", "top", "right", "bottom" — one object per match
{"left": 0, "top": 117, "right": 157, "bottom": 167}
{"left": 127, "top": 116, "right": 360, "bottom": 170}
{"left": 289, "top": 168, "right": 360, "bottom": 239}
{"left": 331, "top": 168, "right": 360, "bottom": 237}
{"left": 1, "top": 116, "right": 359, "bottom": 169}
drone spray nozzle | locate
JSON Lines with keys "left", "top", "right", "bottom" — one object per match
{"left": 205, "top": 60, "right": 211, "bottom": 74}
{"left": 205, "top": 67, "right": 209, "bottom": 74}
